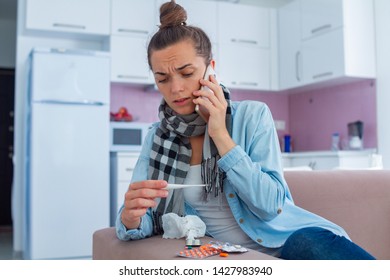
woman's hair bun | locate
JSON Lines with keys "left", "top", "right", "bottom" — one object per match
{"left": 159, "top": 0, "right": 187, "bottom": 29}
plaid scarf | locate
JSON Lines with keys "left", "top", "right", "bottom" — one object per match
{"left": 149, "top": 86, "right": 232, "bottom": 235}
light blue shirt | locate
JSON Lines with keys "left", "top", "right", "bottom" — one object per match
{"left": 116, "top": 100, "right": 349, "bottom": 248}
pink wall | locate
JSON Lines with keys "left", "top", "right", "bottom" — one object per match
{"left": 111, "top": 80, "right": 377, "bottom": 152}
{"left": 110, "top": 84, "right": 162, "bottom": 123}
{"left": 289, "top": 80, "right": 377, "bottom": 151}
{"left": 110, "top": 85, "right": 290, "bottom": 136}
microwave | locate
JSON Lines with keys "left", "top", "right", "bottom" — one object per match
{"left": 110, "top": 122, "right": 152, "bottom": 152}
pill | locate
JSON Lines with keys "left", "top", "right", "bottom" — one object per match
{"left": 219, "top": 252, "right": 229, "bottom": 257}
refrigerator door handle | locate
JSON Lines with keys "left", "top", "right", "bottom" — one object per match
{"left": 35, "top": 99, "right": 105, "bottom": 106}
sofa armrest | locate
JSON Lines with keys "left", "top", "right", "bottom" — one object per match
{"left": 93, "top": 227, "right": 278, "bottom": 260}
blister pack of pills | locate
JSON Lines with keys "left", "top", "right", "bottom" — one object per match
{"left": 177, "top": 244, "right": 221, "bottom": 259}
{"left": 209, "top": 241, "right": 248, "bottom": 253}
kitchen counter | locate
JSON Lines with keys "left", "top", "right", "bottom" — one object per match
{"left": 282, "top": 149, "right": 380, "bottom": 170}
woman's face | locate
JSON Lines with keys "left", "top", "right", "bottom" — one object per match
{"left": 150, "top": 40, "right": 208, "bottom": 115}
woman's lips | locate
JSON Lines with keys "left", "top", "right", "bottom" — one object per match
{"left": 174, "top": 97, "right": 191, "bottom": 105}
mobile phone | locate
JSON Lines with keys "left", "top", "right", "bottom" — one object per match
{"left": 195, "top": 65, "right": 218, "bottom": 121}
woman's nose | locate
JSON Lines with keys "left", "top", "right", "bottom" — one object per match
{"left": 170, "top": 77, "right": 184, "bottom": 94}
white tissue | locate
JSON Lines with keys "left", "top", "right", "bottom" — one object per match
{"left": 162, "top": 213, "right": 206, "bottom": 241}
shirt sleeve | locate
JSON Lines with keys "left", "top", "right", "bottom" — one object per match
{"left": 218, "top": 101, "right": 290, "bottom": 221}
{"left": 115, "top": 207, "right": 154, "bottom": 240}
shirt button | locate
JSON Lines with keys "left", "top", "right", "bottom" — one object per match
{"left": 228, "top": 193, "right": 235, "bottom": 198}
{"left": 239, "top": 218, "right": 244, "bottom": 224}
{"left": 257, "top": 238, "right": 263, "bottom": 243}
{"left": 277, "top": 208, "right": 282, "bottom": 214}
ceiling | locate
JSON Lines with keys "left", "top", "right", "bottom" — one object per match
{"left": 0, "top": 0, "right": 292, "bottom": 21}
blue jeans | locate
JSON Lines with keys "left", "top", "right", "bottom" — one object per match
{"left": 280, "top": 227, "right": 376, "bottom": 260}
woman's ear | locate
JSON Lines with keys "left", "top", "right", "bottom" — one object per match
{"left": 210, "top": 59, "right": 216, "bottom": 69}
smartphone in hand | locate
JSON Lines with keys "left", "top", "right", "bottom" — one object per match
{"left": 195, "top": 65, "right": 218, "bottom": 121}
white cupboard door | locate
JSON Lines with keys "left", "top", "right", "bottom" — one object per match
{"left": 110, "top": 36, "right": 153, "bottom": 84}
{"left": 278, "top": 0, "right": 302, "bottom": 89}
{"left": 218, "top": 2, "right": 270, "bottom": 48}
{"left": 117, "top": 155, "right": 138, "bottom": 182}
{"left": 111, "top": 0, "right": 157, "bottom": 36}
{"left": 300, "top": 0, "right": 343, "bottom": 40}
{"left": 302, "top": 29, "right": 345, "bottom": 83}
{"left": 219, "top": 45, "right": 270, "bottom": 90}
{"left": 26, "top": 0, "right": 110, "bottom": 35}
{"left": 175, "top": 0, "right": 218, "bottom": 43}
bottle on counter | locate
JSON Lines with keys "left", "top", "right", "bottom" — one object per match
{"left": 284, "top": 134, "right": 292, "bottom": 153}
{"left": 331, "top": 132, "right": 340, "bottom": 151}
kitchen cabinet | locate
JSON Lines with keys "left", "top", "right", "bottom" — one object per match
{"left": 218, "top": 44, "right": 270, "bottom": 90}
{"left": 110, "top": 36, "right": 153, "bottom": 84}
{"left": 278, "top": 0, "right": 302, "bottom": 89}
{"left": 110, "top": 152, "right": 140, "bottom": 225}
{"left": 111, "top": 0, "right": 157, "bottom": 37}
{"left": 282, "top": 149, "right": 378, "bottom": 170}
{"left": 218, "top": 2, "right": 269, "bottom": 48}
{"left": 301, "top": 29, "right": 345, "bottom": 83}
{"left": 217, "top": 2, "right": 272, "bottom": 90}
{"left": 110, "top": 0, "right": 156, "bottom": 84}
{"left": 300, "top": 0, "right": 343, "bottom": 40}
{"left": 25, "top": 0, "right": 110, "bottom": 35}
{"left": 278, "top": 0, "right": 376, "bottom": 90}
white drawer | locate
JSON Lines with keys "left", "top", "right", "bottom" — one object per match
{"left": 117, "top": 155, "right": 138, "bottom": 181}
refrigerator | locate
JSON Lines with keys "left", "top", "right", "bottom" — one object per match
{"left": 24, "top": 48, "right": 110, "bottom": 259}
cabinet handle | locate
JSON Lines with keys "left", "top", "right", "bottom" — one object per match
{"left": 231, "top": 39, "right": 258, "bottom": 45}
{"left": 232, "top": 81, "right": 258, "bottom": 86}
{"left": 125, "top": 168, "right": 134, "bottom": 172}
{"left": 53, "top": 23, "right": 86, "bottom": 30}
{"left": 312, "top": 72, "right": 333, "bottom": 80}
{"left": 117, "top": 75, "right": 149, "bottom": 80}
{"left": 295, "top": 51, "right": 301, "bottom": 82}
{"left": 311, "top": 24, "right": 332, "bottom": 34}
{"left": 117, "top": 28, "right": 148, "bottom": 35}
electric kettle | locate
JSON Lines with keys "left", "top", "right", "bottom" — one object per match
{"left": 348, "top": 121, "right": 364, "bottom": 150}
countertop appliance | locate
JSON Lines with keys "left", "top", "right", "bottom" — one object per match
{"left": 24, "top": 48, "right": 110, "bottom": 259}
{"left": 348, "top": 121, "right": 364, "bottom": 150}
{"left": 110, "top": 121, "right": 152, "bottom": 152}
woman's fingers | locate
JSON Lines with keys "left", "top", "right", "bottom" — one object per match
{"left": 129, "top": 180, "right": 167, "bottom": 190}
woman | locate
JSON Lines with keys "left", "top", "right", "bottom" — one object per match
{"left": 116, "top": 0, "right": 375, "bottom": 260}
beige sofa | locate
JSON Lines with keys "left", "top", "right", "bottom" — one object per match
{"left": 93, "top": 170, "right": 390, "bottom": 260}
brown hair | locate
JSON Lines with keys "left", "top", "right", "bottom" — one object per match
{"left": 147, "top": 0, "right": 212, "bottom": 69}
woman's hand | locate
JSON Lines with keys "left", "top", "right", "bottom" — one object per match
{"left": 121, "top": 180, "right": 168, "bottom": 230}
{"left": 193, "top": 75, "right": 236, "bottom": 156}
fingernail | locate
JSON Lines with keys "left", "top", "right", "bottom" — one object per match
{"left": 160, "top": 181, "right": 167, "bottom": 187}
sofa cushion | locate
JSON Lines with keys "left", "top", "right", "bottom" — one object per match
{"left": 285, "top": 170, "right": 390, "bottom": 260}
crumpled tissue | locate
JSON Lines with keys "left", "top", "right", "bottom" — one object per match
{"left": 162, "top": 213, "right": 206, "bottom": 241}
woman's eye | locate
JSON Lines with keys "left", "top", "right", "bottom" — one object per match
{"left": 157, "top": 78, "right": 167, "bottom": 84}
{"left": 183, "top": 73, "right": 193, "bottom": 77}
